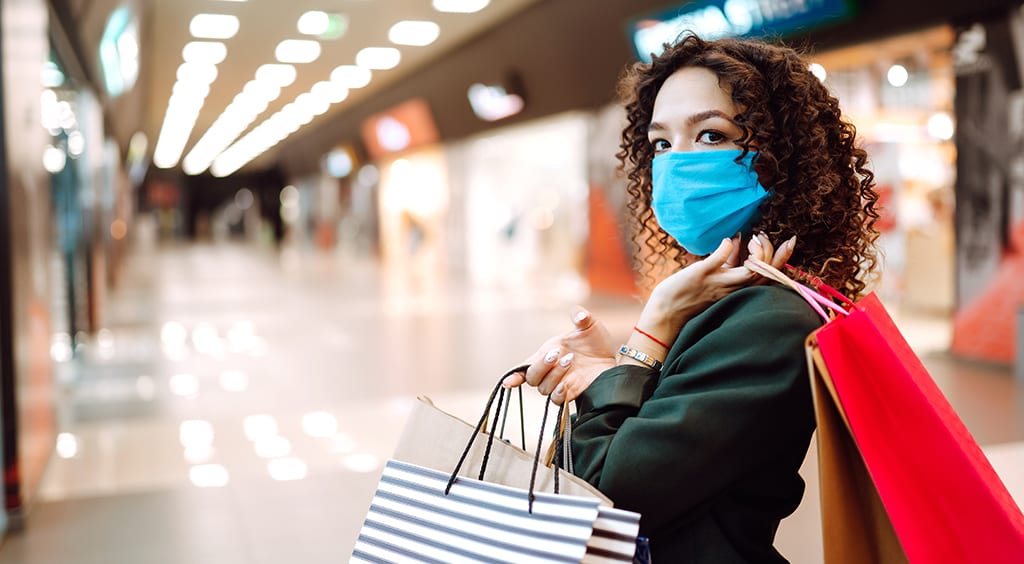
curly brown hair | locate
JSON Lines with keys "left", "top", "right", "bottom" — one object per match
{"left": 617, "top": 33, "right": 880, "bottom": 299}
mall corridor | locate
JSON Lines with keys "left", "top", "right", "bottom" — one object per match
{"left": 0, "top": 236, "right": 1020, "bottom": 564}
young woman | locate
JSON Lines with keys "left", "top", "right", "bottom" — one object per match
{"left": 504, "top": 34, "right": 879, "bottom": 562}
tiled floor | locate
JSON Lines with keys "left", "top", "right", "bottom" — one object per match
{"left": 1, "top": 239, "right": 1021, "bottom": 564}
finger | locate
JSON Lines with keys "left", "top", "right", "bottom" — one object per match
{"left": 538, "top": 353, "right": 573, "bottom": 395}
{"left": 550, "top": 379, "right": 569, "bottom": 405}
{"left": 502, "top": 371, "right": 526, "bottom": 388}
{"left": 747, "top": 234, "right": 764, "bottom": 262}
{"left": 724, "top": 232, "right": 742, "bottom": 268}
{"left": 772, "top": 236, "right": 796, "bottom": 269}
{"left": 524, "top": 346, "right": 561, "bottom": 386}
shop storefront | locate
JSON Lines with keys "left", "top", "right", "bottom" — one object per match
{"left": 449, "top": 112, "right": 590, "bottom": 300}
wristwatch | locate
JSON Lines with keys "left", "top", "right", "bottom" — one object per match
{"left": 618, "top": 345, "right": 664, "bottom": 371}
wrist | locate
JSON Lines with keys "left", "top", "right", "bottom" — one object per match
{"left": 636, "top": 296, "right": 690, "bottom": 344}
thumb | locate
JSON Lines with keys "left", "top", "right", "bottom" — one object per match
{"left": 570, "top": 307, "right": 595, "bottom": 330}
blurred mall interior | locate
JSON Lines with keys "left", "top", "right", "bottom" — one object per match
{"left": 1, "top": 0, "right": 1023, "bottom": 562}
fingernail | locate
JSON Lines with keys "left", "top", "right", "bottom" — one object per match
{"left": 786, "top": 236, "right": 797, "bottom": 249}
{"left": 749, "top": 237, "right": 762, "bottom": 248}
{"left": 573, "top": 310, "right": 588, "bottom": 324}
{"left": 502, "top": 375, "right": 514, "bottom": 388}
{"left": 558, "top": 353, "right": 574, "bottom": 367}
{"left": 544, "top": 349, "right": 560, "bottom": 363}
{"left": 553, "top": 383, "right": 565, "bottom": 395}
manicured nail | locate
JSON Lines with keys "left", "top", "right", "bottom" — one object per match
{"left": 502, "top": 375, "right": 515, "bottom": 388}
{"left": 786, "top": 236, "right": 797, "bottom": 249}
{"left": 558, "top": 353, "right": 574, "bottom": 367}
{"left": 544, "top": 349, "right": 560, "bottom": 363}
{"left": 573, "top": 310, "right": 588, "bottom": 324}
{"left": 553, "top": 383, "right": 565, "bottom": 396}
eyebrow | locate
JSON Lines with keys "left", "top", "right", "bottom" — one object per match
{"left": 648, "top": 110, "right": 734, "bottom": 132}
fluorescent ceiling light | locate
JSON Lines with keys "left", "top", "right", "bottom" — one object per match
{"left": 433, "top": 0, "right": 490, "bottom": 13}
{"left": 355, "top": 47, "right": 400, "bottom": 70}
{"left": 297, "top": 11, "right": 329, "bottom": 35}
{"left": 189, "top": 14, "right": 240, "bottom": 39}
{"left": 330, "top": 65, "right": 371, "bottom": 88}
{"left": 173, "top": 81, "right": 210, "bottom": 99}
{"left": 243, "top": 80, "right": 281, "bottom": 101}
{"left": 275, "top": 39, "right": 321, "bottom": 64}
{"left": 176, "top": 62, "right": 218, "bottom": 85}
{"left": 255, "top": 63, "right": 296, "bottom": 87}
{"left": 182, "top": 41, "right": 227, "bottom": 64}
{"left": 311, "top": 80, "right": 348, "bottom": 104}
{"left": 389, "top": 21, "right": 440, "bottom": 46}
{"left": 298, "top": 12, "right": 347, "bottom": 39}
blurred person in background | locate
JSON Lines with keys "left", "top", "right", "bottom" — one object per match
{"left": 504, "top": 33, "right": 880, "bottom": 562}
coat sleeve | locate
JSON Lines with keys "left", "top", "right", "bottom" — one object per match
{"left": 570, "top": 288, "right": 820, "bottom": 532}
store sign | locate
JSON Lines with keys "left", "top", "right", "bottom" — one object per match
{"left": 631, "top": 0, "right": 857, "bottom": 61}
{"left": 360, "top": 98, "right": 440, "bottom": 160}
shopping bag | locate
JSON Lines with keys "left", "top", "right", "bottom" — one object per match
{"left": 351, "top": 458, "right": 603, "bottom": 563}
{"left": 747, "top": 258, "right": 1024, "bottom": 563}
{"left": 352, "top": 372, "right": 642, "bottom": 563}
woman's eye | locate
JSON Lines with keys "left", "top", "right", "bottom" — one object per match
{"left": 651, "top": 139, "right": 671, "bottom": 152}
{"left": 698, "top": 130, "right": 727, "bottom": 144}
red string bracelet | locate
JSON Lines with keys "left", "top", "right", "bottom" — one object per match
{"left": 633, "top": 326, "right": 670, "bottom": 349}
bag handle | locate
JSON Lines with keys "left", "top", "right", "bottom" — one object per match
{"left": 744, "top": 257, "right": 851, "bottom": 322}
{"left": 445, "top": 364, "right": 559, "bottom": 513}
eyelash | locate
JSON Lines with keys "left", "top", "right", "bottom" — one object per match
{"left": 649, "top": 130, "right": 729, "bottom": 152}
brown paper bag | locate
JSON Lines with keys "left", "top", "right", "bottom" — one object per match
{"left": 393, "top": 396, "right": 612, "bottom": 503}
{"left": 808, "top": 344, "right": 908, "bottom": 564}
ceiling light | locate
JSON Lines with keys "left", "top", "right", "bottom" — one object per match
{"left": 176, "top": 62, "right": 218, "bottom": 85}
{"left": 189, "top": 14, "right": 240, "bottom": 39}
{"left": 927, "top": 112, "right": 955, "bottom": 140}
{"left": 182, "top": 41, "right": 227, "bottom": 64}
{"left": 275, "top": 39, "right": 321, "bottom": 64}
{"left": 330, "top": 65, "right": 371, "bottom": 88}
{"left": 243, "top": 80, "right": 281, "bottom": 101}
{"left": 808, "top": 63, "right": 826, "bottom": 82}
{"left": 311, "top": 80, "right": 348, "bottom": 104}
{"left": 433, "top": 0, "right": 490, "bottom": 13}
{"left": 255, "top": 63, "right": 296, "bottom": 87}
{"left": 172, "top": 80, "right": 208, "bottom": 98}
{"left": 887, "top": 64, "right": 909, "bottom": 87}
{"left": 355, "top": 47, "right": 400, "bottom": 70}
{"left": 389, "top": 21, "right": 440, "bottom": 46}
{"left": 297, "top": 11, "right": 329, "bottom": 35}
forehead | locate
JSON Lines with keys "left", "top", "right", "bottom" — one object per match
{"left": 651, "top": 67, "right": 737, "bottom": 123}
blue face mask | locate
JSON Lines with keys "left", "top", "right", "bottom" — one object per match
{"left": 651, "top": 149, "right": 770, "bottom": 256}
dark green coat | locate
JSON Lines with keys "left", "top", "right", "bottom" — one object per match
{"left": 572, "top": 285, "right": 822, "bottom": 563}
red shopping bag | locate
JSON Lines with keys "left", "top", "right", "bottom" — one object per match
{"left": 811, "top": 292, "right": 1024, "bottom": 563}
{"left": 745, "top": 257, "right": 1024, "bottom": 563}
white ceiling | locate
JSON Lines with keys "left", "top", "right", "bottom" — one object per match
{"left": 135, "top": 0, "right": 540, "bottom": 175}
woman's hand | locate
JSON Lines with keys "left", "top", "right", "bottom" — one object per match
{"left": 635, "top": 233, "right": 795, "bottom": 345}
{"left": 502, "top": 308, "right": 615, "bottom": 404}
{"left": 503, "top": 233, "right": 795, "bottom": 404}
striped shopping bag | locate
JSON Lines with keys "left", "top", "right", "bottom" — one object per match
{"left": 351, "top": 370, "right": 643, "bottom": 563}
{"left": 352, "top": 459, "right": 602, "bottom": 563}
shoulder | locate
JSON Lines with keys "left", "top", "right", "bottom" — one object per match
{"left": 701, "top": 284, "right": 823, "bottom": 334}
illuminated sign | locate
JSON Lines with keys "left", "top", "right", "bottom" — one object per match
{"left": 467, "top": 71, "right": 526, "bottom": 122}
{"left": 99, "top": 7, "right": 140, "bottom": 96}
{"left": 360, "top": 98, "right": 440, "bottom": 159}
{"left": 631, "top": 0, "right": 856, "bottom": 61}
